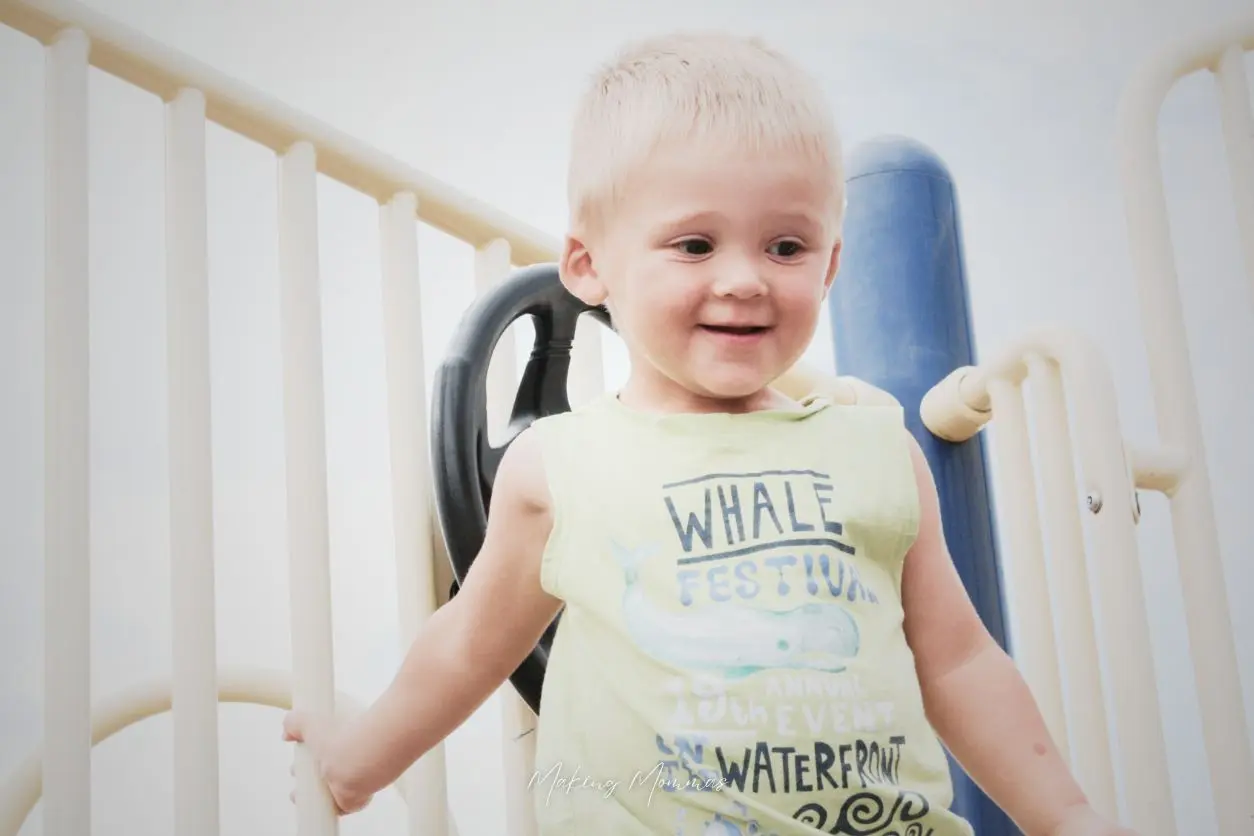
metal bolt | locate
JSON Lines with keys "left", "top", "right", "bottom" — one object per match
{"left": 1086, "top": 491, "right": 1103, "bottom": 513}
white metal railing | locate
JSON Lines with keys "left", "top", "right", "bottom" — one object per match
{"left": 0, "top": 2, "right": 873, "bottom": 834}
{"left": 922, "top": 19, "right": 1254, "bottom": 836}
{"left": 1115, "top": 21, "right": 1254, "bottom": 836}
{"left": 0, "top": 0, "right": 584, "bottom": 833}
{"left": 922, "top": 332, "right": 1182, "bottom": 835}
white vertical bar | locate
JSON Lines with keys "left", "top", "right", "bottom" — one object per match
{"left": 378, "top": 191, "right": 449, "bottom": 836}
{"left": 567, "top": 315, "right": 604, "bottom": 409}
{"left": 278, "top": 141, "right": 338, "bottom": 835}
{"left": 1206, "top": 44, "right": 1254, "bottom": 836}
{"left": 165, "top": 86, "right": 220, "bottom": 836}
{"left": 1118, "top": 64, "right": 1248, "bottom": 833}
{"left": 475, "top": 238, "right": 515, "bottom": 440}
{"left": 474, "top": 239, "right": 538, "bottom": 836}
{"left": 43, "top": 26, "right": 92, "bottom": 836}
{"left": 985, "top": 377, "right": 1069, "bottom": 760}
{"left": 1068, "top": 356, "right": 1174, "bottom": 834}
{"left": 1025, "top": 358, "right": 1116, "bottom": 818}
{"left": 1217, "top": 45, "right": 1254, "bottom": 303}
{"left": 500, "top": 694, "right": 539, "bottom": 836}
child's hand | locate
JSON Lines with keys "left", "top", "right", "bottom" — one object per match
{"left": 282, "top": 709, "right": 372, "bottom": 816}
{"left": 1048, "top": 804, "right": 1137, "bottom": 836}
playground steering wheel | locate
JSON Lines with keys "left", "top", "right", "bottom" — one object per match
{"left": 430, "top": 263, "right": 611, "bottom": 715}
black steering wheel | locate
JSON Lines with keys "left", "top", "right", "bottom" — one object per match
{"left": 430, "top": 263, "right": 611, "bottom": 715}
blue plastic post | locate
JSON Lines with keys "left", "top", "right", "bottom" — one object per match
{"left": 827, "top": 135, "right": 1014, "bottom": 835}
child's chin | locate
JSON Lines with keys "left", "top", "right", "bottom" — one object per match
{"left": 691, "top": 371, "right": 775, "bottom": 400}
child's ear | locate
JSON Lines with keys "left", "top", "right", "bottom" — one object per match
{"left": 559, "top": 234, "right": 608, "bottom": 306}
{"left": 821, "top": 240, "right": 842, "bottom": 299}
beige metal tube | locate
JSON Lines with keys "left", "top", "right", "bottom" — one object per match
{"left": 1217, "top": 44, "right": 1254, "bottom": 300}
{"left": 0, "top": 669, "right": 460, "bottom": 836}
{"left": 42, "top": 25, "right": 92, "bottom": 836}
{"left": 379, "top": 192, "right": 450, "bottom": 835}
{"left": 568, "top": 314, "right": 605, "bottom": 409}
{"left": 278, "top": 141, "right": 340, "bottom": 835}
{"left": 165, "top": 86, "right": 221, "bottom": 836}
{"left": 1126, "top": 444, "right": 1186, "bottom": 496}
{"left": 1025, "top": 357, "right": 1116, "bottom": 818}
{"left": 474, "top": 239, "right": 541, "bottom": 836}
{"left": 1057, "top": 348, "right": 1171, "bottom": 835}
{"left": 475, "top": 239, "right": 516, "bottom": 443}
{"left": 1116, "top": 25, "right": 1254, "bottom": 833}
{"left": 771, "top": 360, "right": 900, "bottom": 407}
{"left": 949, "top": 328, "right": 1174, "bottom": 833}
{"left": 0, "top": 0, "right": 563, "bottom": 264}
{"left": 984, "top": 376, "right": 1069, "bottom": 762}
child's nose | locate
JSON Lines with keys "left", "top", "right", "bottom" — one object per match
{"left": 711, "top": 260, "right": 767, "bottom": 298}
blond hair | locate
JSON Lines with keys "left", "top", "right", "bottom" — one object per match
{"left": 567, "top": 32, "right": 845, "bottom": 236}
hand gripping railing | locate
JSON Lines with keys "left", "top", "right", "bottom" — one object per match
{"left": 0, "top": 0, "right": 578, "bottom": 833}
{"left": 0, "top": 668, "right": 464, "bottom": 836}
{"left": 921, "top": 327, "right": 1188, "bottom": 836}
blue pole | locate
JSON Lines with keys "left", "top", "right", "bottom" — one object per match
{"left": 828, "top": 135, "right": 1014, "bottom": 835}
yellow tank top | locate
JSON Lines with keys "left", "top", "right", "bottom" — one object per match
{"left": 527, "top": 392, "right": 974, "bottom": 836}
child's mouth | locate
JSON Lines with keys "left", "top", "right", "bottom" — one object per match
{"left": 699, "top": 324, "right": 770, "bottom": 335}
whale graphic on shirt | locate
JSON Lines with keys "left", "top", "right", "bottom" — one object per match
{"left": 611, "top": 540, "right": 860, "bottom": 677}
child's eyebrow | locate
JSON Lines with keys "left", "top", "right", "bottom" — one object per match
{"left": 651, "top": 209, "right": 724, "bottom": 235}
{"left": 651, "top": 208, "right": 827, "bottom": 237}
{"left": 762, "top": 210, "right": 826, "bottom": 232}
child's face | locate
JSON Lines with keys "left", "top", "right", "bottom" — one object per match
{"left": 564, "top": 141, "right": 841, "bottom": 410}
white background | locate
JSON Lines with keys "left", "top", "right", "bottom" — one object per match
{"left": 1, "top": 1, "right": 1252, "bottom": 834}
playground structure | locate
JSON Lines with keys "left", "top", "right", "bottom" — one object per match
{"left": 0, "top": 0, "right": 1251, "bottom": 833}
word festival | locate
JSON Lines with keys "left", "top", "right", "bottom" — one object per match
{"left": 662, "top": 469, "right": 882, "bottom": 608}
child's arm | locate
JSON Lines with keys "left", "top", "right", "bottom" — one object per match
{"left": 282, "top": 426, "right": 560, "bottom": 813}
{"left": 898, "top": 431, "right": 1132, "bottom": 836}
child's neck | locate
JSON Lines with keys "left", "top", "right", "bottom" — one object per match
{"left": 616, "top": 373, "right": 796, "bottom": 416}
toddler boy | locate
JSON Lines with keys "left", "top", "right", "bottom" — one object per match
{"left": 285, "top": 31, "right": 1134, "bottom": 836}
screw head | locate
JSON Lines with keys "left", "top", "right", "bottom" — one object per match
{"left": 1086, "top": 491, "right": 1103, "bottom": 513}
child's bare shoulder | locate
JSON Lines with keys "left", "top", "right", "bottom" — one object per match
{"left": 489, "top": 426, "right": 553, "bottom": 521}
{"left": 454, "top": 426, "right": 561, "bottom": 629}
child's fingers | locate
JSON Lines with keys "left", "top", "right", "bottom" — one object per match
{"left": 281, "top": 710, "right": 305, "bottom": 742}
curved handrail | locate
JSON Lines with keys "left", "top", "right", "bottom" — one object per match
{"left": 0, "top": 666, "right": 422, "bottom": 836}
{"left": 920, "top": 324, "right": 1150, "bottom": 504}
{"left": 1113, "top": 17, "right": 1254, "bottom": 835}
{"left": 920, "top": 324, "right": 1180, "bottom": 832}
{"left": 0, "top": 0, "right": 562, "bottom": 265}
{"left": 1117, "top": 15, "right": 1254, "bottom": 124}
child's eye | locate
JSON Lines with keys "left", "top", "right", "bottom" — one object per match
{"left": 675, "top": 238, "right": 713, "bottom": 257}
{"left": 768, "top": 240, "right": 805, "bottom": 258}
